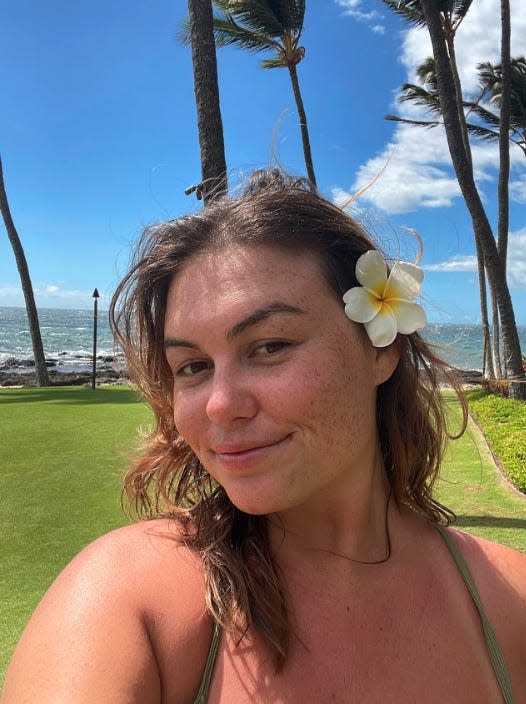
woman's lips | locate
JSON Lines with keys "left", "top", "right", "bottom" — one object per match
{"left": 212, "top": 435, "right": 292, "bottom": 468}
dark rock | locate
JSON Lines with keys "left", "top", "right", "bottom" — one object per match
{"left": 0, "top": 368, "right": 129, "bottom": 387}
{"left": 1, "top": 356, "right": 19, "bottom": 369}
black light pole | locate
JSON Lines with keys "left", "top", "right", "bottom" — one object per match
{"left": 91, "top": 288, "right": 99, "bottom": 389}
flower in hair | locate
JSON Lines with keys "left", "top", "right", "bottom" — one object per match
{"left": 342, "top": 251, "right": 426, "bottom": 347}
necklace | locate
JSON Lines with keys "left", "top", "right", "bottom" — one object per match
{"left": 271, "top": 485, "right": 393, "bottom": 566}
{"left": 313, "top": 485, "right": 393, "bottom": 566}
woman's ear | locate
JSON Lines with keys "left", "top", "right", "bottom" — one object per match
{"left": 373, "top": 339, "right": 400, "bottom": 386}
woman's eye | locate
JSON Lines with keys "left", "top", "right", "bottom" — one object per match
{"left": 253, "top": 341, "right": 290, "bottom": 357}
{"left": 176, "top": 360, "right": 210, "bottom": 377}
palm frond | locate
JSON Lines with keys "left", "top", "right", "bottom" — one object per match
{"left": 264, "top": 0, "right": 305, "bottom": 32}
{"left": 213, "top": 15, "right": 281, "bottom": 52}
{"left": 381, "top": 0, "right": 472, "bottom": 27}
{"left": 462, "top": 101, "right": 501, "bottom": 129}
{"left": 451, "top": 0, "right": 473, "bottom": 21}
{"left": 213, "top": 0, "right": 286, "bottom": 37}
{"left": 385, "top": 114, "right": 440, "bottom": 128}
{"left": 261, "top": 55, "right": 287, "bottom": 69}
{"left": 177, "top": 17, "right": 192, "bottom": 45}
{"left": 399, "top": 83, "right": 441, "bottom": 114}
{"left": 380, "top": 0, "right": 425, "bottom": 27}
{"left": 415, "top": 57, "right": 438, "bottom": 91}
{"left": 476, "top": 57, "right": 526, "bottom": 127}
{"left": 464, "top": 123, "right": 499, "bottom": 141}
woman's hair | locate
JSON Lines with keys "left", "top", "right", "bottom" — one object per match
{"left": 110, "top": 169, "right": 467, "bottom": 670}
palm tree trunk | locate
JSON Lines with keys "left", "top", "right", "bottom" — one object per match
{"left": 0, "top": 156, "right": 49, "bottom": 386}
{"left": 476, "top": 247, "right": 494, "bottom": 380}
{"left": 445, "top": 35, "right": 472, "bottom": 171}
{"left": 188, "top": 0, "right": 227, "bottom": 205}
{"left": 498, "top": 0, "right": 511, "bottom": 273}
{"left": 420, "top": 0, "right": 525, "bottom": 398}
{"left": 446, "top": 35, "right": 494, "bottom": 379}
{"left": 288, "top": 62, "right": 317, "bottom": 189}
{"left": 491, "top": 289, "right": 502, "bottom": 378}
{"left": 491, "top": 0, "right": 512, "bottom": 381}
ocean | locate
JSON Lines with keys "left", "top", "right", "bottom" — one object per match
{"left": 0, "top": 307, "right": 525, "bottom": 374}
{"left": 0, "top": 307, "right": 116, "bottom": 373}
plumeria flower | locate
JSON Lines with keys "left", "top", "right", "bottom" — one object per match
{"left": 342, "top": 250, "right": 426, "bottom": 347}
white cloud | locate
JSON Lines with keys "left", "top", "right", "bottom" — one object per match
{"left": 510, "top": 175, "right": 526, "bottom": 203}
{"left": 0, "top": 283, "right": 108, "bottom": 309}
{"left": 424, "top": 229, "right": 526, "bottom": 289}
{"left": 425, "top": 255, "right": 478, "bottom": 273}
{"left": 332, "top": 123, "right": 461, "bottom": 213}
{"left": 335, "top": 0, "right": 386, "bottom": 34}
{"left": 334, "top": 0, "right": 526, "bottom": 215}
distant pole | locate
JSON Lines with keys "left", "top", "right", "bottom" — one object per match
{"left": 91, "top": 288, "right": 99, "bottom": 389}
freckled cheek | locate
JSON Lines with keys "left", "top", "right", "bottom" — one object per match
{"left": 172, "top": 393, "right": 207, "bottom": 449}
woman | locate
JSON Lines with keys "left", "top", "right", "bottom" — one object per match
{"left": 2, "top": 171, "right": 525, "bottom": 703}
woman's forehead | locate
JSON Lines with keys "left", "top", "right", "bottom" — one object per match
{"left": 164, "top": 245, "right": 338, "bottom": 334}
{"left": 172, "top": 244, "right": 325, "bottom": 297}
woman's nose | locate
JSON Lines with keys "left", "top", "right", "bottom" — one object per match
{"left": 205, "top": 368, "right": 258, "bottom": 426}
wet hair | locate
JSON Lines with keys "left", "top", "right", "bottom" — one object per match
{"left": 110, "top": 169, "right": 467, "bottom": 670}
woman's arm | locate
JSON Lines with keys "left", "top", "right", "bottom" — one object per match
{"left": 1, "top": 521, "right": 209, "bottom": 704}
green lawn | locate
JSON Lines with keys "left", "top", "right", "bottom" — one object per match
{"left": 0, "top": 385, "right": 525, "bottom": 684}
{"left": 0, "top": 386, "right": 151, "bottom": 682}
{"left": 437, "top": 393, "right": 526, "bottom": 552}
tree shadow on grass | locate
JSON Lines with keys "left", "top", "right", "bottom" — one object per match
{"left": 454, "top": 515, "right": 526, "bottom": 529}
{"left": 0, "top": 387, "right": 142, "bottom": 405}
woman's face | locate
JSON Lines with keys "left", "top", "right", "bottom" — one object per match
{"left": 164, "top": 244, "right": 398, "bottom": 516}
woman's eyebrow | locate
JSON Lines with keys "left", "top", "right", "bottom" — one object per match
{"left": 227, "top": 302, "right": 305, "bottom": 340}
{"left": 164, "top": 302, "right": 305, "bottom": 350}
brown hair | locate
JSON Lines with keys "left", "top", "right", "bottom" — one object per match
{"left": 110, "top": 170, "right": 467, "bottom": 669}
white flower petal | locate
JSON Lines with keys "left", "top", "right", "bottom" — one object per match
{"left": 355, "top": 251, "right": 387, "bottom": 296}
{"left": 390, "top": 300, "right": 427, "bottom": 334}
{"left": 363, "top": 306, "right": 397, "bottom": 347}
{"left": 385, "top": 261, "right": 424, "bottom": 301}
{"left": 343, "top": 287, "right": 381, "bottom": 323}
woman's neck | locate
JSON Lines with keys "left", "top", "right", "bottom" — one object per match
{"left": 268, "top": 452, "right": 393, "bottom": 567}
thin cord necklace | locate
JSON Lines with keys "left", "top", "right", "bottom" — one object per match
{"left": 313, "top": 485, "right": 393, "bottom": 566}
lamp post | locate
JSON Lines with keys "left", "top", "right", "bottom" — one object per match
{"left": 91, "top": 288, "right": 99, "bottom": 389}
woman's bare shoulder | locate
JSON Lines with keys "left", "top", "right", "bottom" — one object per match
{"left": 1, "top": 519, "right": 211, "bottom": 704}
{"left": 64, "top": 518, "right": 205, "bottom": 586}
{"left": 444, "top": 527, "right": 526, "bottom": 688}
{"left": 447, "top": 526, "right": 526, "bottom": 595}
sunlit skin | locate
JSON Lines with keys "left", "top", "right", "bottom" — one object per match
{"left": 3, "top": 249, "right": 526, "bottom": 704}
{"left": 164, "top": 244, "right": 399, "bottom": 557}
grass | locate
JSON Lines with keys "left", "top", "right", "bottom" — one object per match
{"left": 436, "top": 391, "right": 526, "bottom": 552}
{"left": 0, "top": 386, "right": 151, "bottom": 683}
{"left": 0, "top": 385, "right": 525, "bottom": 684}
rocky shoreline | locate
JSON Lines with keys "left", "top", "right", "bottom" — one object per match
{"left": 0, "top": 355, "right": 129, "bottom": 387}
{"left": 0, "top": 357, "right": 483, "bottom": 388}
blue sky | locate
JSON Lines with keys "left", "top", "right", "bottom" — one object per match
{"left": 1, "top": 0, "right": 525, "bottom": 324}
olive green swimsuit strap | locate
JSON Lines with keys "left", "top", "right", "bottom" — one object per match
{"left": 192, "top": 529, "right": 514, "bottom": 704}
{"left": 435, "top": 524, "right": 514, "bottom": 704}
{"left": 193, "top": 620, "right": 222, "bottom": 704}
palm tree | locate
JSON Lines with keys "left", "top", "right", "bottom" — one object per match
{"left": 386, "top": 53, "right": 526, "bottom": 378}
{"left": 382, "top": 0, "right": 473, "bottom": 165}
{"left": 418, "top": 0, "right": 525, "bottom": 397}
{"left": 187, "top": 0, "right": 228, "bottom": 205}
{"left": 0, "top": 156, "right": 49, "bottom": 386}
{"left": 381, "top": 1, "right": 500, "bottom": 379}
{"left": 465, "top": 58, "right": 526, "bottom": 158}
{"left": 211, "top": 0, "right": 316, "bottom": 188}
{"left": 387, "top": 57, "right": 526, "bottom": 159}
